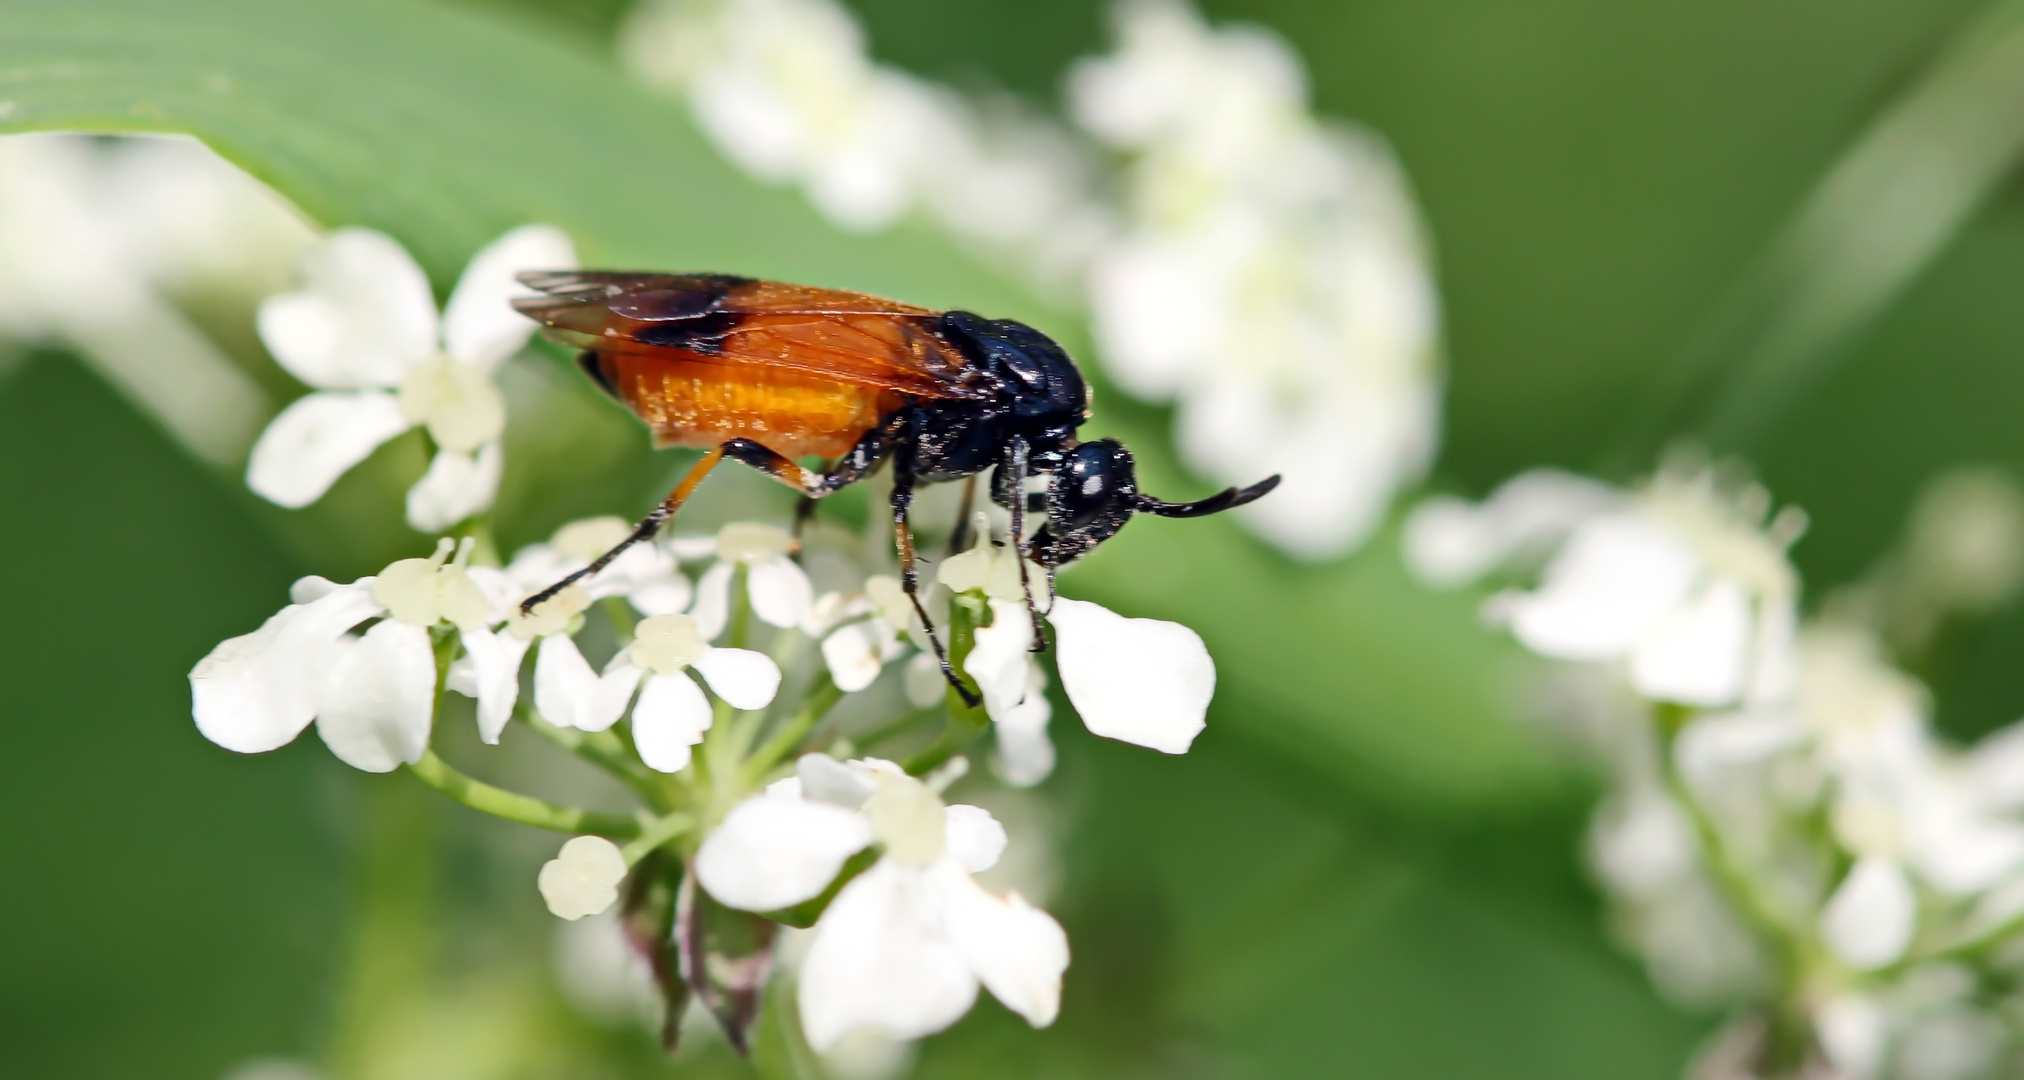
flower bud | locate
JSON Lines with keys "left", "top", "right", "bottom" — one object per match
{"left": 537, "top": 835, "right": 628, "bottom": 920}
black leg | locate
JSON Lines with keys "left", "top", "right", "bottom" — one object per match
{"left": 792, "top": 495, "right": 818, "bottom": 540}
{"left": 889, "top": 413, "right": 980, "bottom": 708}
{"left": 521, "top": 445, "right": 728, "bottom": 614}
{"left": 944, "top": 474, "right": 977, "bottom": 557}
{"left": 999, "top": 437, "right": 1049, "bottom": 651}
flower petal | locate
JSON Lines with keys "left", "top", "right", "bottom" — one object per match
{"left": 690, "top": 562, "right": 734, "bottom": 640}
{"left": 258, "top": 228, "right": 437, "bottom": 389}
{"left": 245, "top": 390, "right": 410, "bottom": 508}
{"left": 798, "top": 862, "right": 978, "bottom": 1050}
{"left": 404, "top": 440, "right": 503, "bottom": 533}
{"left": 632, "top": 671, "right": 712, "bottom": 773}
{"left": 692, "top": 647, "right": 782, "bottom": 711}
{"left": 1048, "top": 597, "right": 1212, "bottom": 754}
{"left": 1630, "top": 579, "right": 1753, "bottom": 707}
{"left": 535, "top": 635, "right": 643, "bottom": 733}
{"left": 442, "top": 225, "right": 575, "bottom": 372}
{"left": 1820, "top": 857, "right": 1916, "bottom": 970}
{"left": 190, "top": 585, "right": 379, "bottom": 753}
{"left": 459, "top": 627, "right": 531, "bottom": 744}
{"left": 316, "top": 618, "right": 437, "bottom": 772}
{"left": 992, "top": 667, "right": 1055, "bottom": 787}
{"left": 938, "top": 864, "right": 1068, "bottom": 1028}
{"left": 695, "top": 794, "right": 874, "bottom": 911}
{"left": 748, "top": 554, "right": 814, "bottom": 629}
{"left": 821, "top": 621, "right": 887, "bottom": 693}
{"left": 799, "top": 752, "right": 878, "bottom": 808}
{"left": 942, "top": 805, "right": 1006, "bottom": 874}
{"left": 1504, "top": 513, "right": 1700, "bottom": 661}
{"left": 965, "top": 599, "right": 1034, "bottom": 724}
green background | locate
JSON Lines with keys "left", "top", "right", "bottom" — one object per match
{"left": 2, "top": 0, "right": 2019, "bottom": 1076}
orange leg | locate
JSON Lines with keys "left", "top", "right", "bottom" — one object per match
{"left": 519, "top": 445, "right": 727, "bottom": 613}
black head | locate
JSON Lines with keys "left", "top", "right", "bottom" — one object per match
{"left": 1027, "top": 439, "right": 1282, "bottom": 567}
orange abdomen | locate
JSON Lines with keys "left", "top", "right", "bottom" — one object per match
{"left": 608, "top": 347, "right": 902, "bottom": 460}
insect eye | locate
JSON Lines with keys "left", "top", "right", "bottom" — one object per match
{"left": 1054, "top": 440, "right": 1136, "bottom": 532}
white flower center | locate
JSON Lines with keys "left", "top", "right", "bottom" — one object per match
{"left": 552, "top": 516, "right": 633, "bottom": 562}
{"left": 716, "top": 521, "right": 796, "bottom": 564}
{"left": 509, "top": 584, "right": 590, "bottom": 639}
{"left": 631, "top": 613, "right": 708, "bottom": 673}
{"left": 398, "top": 353, "right": 506, "bottom": 454}
{"left": 863, "top": 772, "right": 946, "bottom": 868}
{"left": 373, "top": 537, "right": 491, "bottom": 629}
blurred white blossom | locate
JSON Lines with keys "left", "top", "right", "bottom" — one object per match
{"left": 622, "top": 0, "right": 1106, "bottom": 282}
{"left": 0, "top": 133, "right": 313, "bottom": 464}
{"left": 247, "top": 224, "right": 574, "bottom": 531}
{"left": 1430, "top": 463, "right": 2024, "bottom": 1078}
{"left": 1072, "top": 0, "right": 1442, "bottom": 558}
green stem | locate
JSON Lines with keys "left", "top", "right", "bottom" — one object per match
{"left": 902, "top": 597, "right": 991, "bottom": 775}
{"left": 518, "top": 706, "right": 670, "bottom": 807}
{"left": 1657, "top": 710, "right": 1802, "bottom": 978}
{"left": 621, "top": 811, "right": 696, "bottom": 865}
{"left": 743, "top": 676, "right": 846, "bottom": 786}
{"left": 406, "top": 749, "right": 639, "bottom": 837}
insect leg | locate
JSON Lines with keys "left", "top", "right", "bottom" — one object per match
{"left": 519, "top": 446, "right": 727, "bottom": 614}
{"left": 944, "top": 474, "right": 977, "bottom": 557}
{"left": 792, "top": 495, "right": 819, "bottom": 540}
{"left": 889, "top": 413, "right": 981, "bottom": 708}
{"left": 999, "top": 436, "right": 1049, "bottom": 652}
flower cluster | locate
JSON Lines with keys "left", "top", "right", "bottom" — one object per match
{"left": 620, "top": 0, "right": 1443, "bottom": 560}
{"left": 192, "top": 508, "right": 1216, "bottom": 1055}
{"left": 621, "top": 0, "right": 1105, "bottom": 283}
{"left": 1408, "top": 463, "right": 2024, "bottom": 1079}
{"left": 1071, "top": 0, "right": 1442, "bottom": 559}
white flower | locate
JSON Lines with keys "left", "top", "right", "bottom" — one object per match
{"left": 539, "top": 835, "right": 629, "bottom": 920}
{"left": 694, "top": 756, "right": 1068, "bottom": 1048}
{"left": 190, "top": 538, "right": 531, "bottom": 771}
{"left": 245, "top": 224, "right": 575, "bottom": 530}
{"left": 535, "top": 614, "right": 781, "bottom": 773}
{"left": 624, "top": 0, "right": 956, "bottom": 233}
{"left": 1402, "top": 469, "right": 1622, "bottom": 588}
{"left": 686, "top": 522, "right": 816, "bottom": 638}
{"left": 935, "top": 527, "right": 1215, "bottom": 765}
{"left": 1821, "top": 857, "right": 1918, "bottom": 970}
{"left": 505, "top": 516, "right": 694, "bottom": 616}
{"left": 814, "top": 576, "right": 915, "bottom": 693}
{"left": 1496, "top": 467, "right": 1803, "bottom": 709}
{"left": 1071, "top": 0, "right": 1441, "bottom": 559}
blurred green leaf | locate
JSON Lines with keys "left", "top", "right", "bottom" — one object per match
{"left": 1611, "top": 0, "right": 2024, "bottom": 461}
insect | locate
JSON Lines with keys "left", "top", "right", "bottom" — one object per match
{"left": 511, "top": 271, "right": 1279, "bottom": 701}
